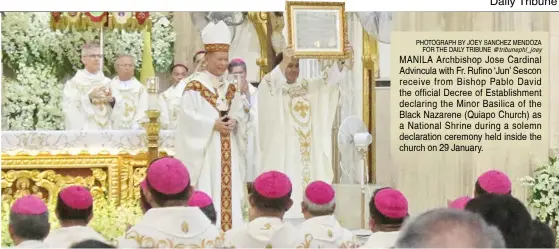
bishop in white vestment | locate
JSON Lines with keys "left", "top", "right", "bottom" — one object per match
{"left": 109, "top": 55, "right": 148, "bottom": 130}
{"left": 62, "top": 43, "right": 113, "bottom": 130}
{"left": 300, "top": 181, "right": 360, "bottom": 248}
{"left": 257, "top": 46, "right": 351, "bottom": 221}
{"left": 175, "top": 21, "right": 249, "bottom": 231}
{"left": 8, "top": 196, "right": 50, "bottom": 249}
{"left": 117, "top": 157, "right": 227, "bottom": 248}
{"left": 225, "top": 171, "right": 312, "bottom": 248}
{"left": 44, "top": 186, "right": 107, "bottom": 248}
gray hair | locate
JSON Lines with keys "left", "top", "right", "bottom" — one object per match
{"left": 81, "top": 43, "right": 101, "bottom": 57}
{"left": 115, "top": 54, "right": 136, "bottom": 65}
{"left": 395, "top": 208, "right": 505, "bottom": 248}
{"left": 302, "top": 195, "right": 335, "bottom": 216}
{"left": 9, "top": 212, "right": 50, "bottom": 241}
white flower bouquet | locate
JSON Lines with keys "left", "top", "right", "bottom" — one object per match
{"left": 1, "top": 12, "right": 176, "bottom": 130}
{"left": 520, "top": 156, "right": 559, "bottom": 241}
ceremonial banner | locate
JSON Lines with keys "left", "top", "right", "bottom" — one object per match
{"left": 286, "top": 1, "right": 349, "bottom": 59}
{"left": 110, "top": 12, "right": 132, "bottom": 30}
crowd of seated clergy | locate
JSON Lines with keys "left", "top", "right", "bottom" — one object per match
{"left": 7, "top": 156, "right": 557, "bottom": 248}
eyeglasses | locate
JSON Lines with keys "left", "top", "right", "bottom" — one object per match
{"left": 117, "top": 64, "right": 134, "bottom": 68}
{"left": 85, "top": 54, "right": 103, "bottom": 58}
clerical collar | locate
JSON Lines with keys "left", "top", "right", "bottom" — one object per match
{"left": 84, "top": 69, "right": 101, "bottom": 77}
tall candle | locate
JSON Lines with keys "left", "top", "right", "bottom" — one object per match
{"left": 148, "top": 93, "right": 158, "bottom": 110}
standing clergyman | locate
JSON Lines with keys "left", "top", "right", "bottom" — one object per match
{"left": 174, "top": 21, "right": 249, "bottom": 231}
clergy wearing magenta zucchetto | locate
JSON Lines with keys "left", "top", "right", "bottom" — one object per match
{"left": 299, "top": 181, "right": 359, "bottom": 248}
{"left": 362, "top": 188, "right": 409, "bottom": 249}
{"left": 8, "top": 195, "right": 50, "bottom": 248}
{"left": 447, "top": 196, "right": 473, "bottom": 210}
{"left": 116, "top": 157, "right": 227, "bottom": 248}
{"left": 188, "top": 190, "right": 217, "bottom": 225}
{"left": 225, "top": 171, "right": 313, "bottom": 248}
{"left": 43, "top": 186, "right": 107, "bottom": 248}
{"left": 474, "top": 170, "right": 512, "bottom": 197}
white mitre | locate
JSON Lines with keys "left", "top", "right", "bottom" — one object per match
{"left": 201, "top": 21, "right": 231, "bottom": 53}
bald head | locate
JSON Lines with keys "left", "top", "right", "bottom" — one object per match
{"left": 395, "top": 208, "right": 505, "bottom": 248}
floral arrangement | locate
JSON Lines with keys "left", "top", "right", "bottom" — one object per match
{"left": 520, "top": 156, "right": 559, "bottom": 242}
{"left": 1, "top": 12, "right": 176, "bottom": 130}
{"left": 1, "top": 196, "right": 143, "bottom": 247}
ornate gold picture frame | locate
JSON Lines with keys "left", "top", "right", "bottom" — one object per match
{"left": 286, "top": 1, "right": 348, "bottom": 59}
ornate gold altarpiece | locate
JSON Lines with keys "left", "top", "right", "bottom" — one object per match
{"left": 1, "top": 130, "right": 174, "bottom": 206}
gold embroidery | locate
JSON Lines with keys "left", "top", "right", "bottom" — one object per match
{"left": 296, "top": 234, "right": 314, "bottom": 249}
{"left": 204, "top": 43, "right": 230, "bottom": 53}
{"left": 262, "top": 223, "right": 272, "bottom": 230}
{"left": 327, "top": 229, "right": 333, "bottom": 237}
{"left": 266, "top": 244, "right": 273, "bottom": 248}
{"left": 289, "top": 95, "right": 313, "bottom": 188}
{"left": 124, "top": 230, "right": 221, "bottom": 248}
{"left": 294, "top": 101, "right": 310, "bottom": 118}
{"left": 181, "top": 222, "right": 189, "bottom": 233}
{"left": 184, "top": 80, "right": 236, "bottom": 231}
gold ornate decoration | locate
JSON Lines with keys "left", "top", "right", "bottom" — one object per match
{"left": 0, "top": 151, "right": 170, "bottom": 206}
{"left": 144, "top": 110, "right": 161, "bottom": 163}
{"left": 204, "top": 43, "right": 230, "bottom": 53}
{"left": 1, "top": 152, "right": 119, "bottom": 202}
{"left": 1, "top": 168, "right": 108, "bottom": 209}
{"left": 248, "top": 12, "right": 270, "bottom": 79}
{"left": 362, "top": 29, "right": 377, "bottom": 184}
{"left": 286, "top": 1, "right": 349, "bottom": 59}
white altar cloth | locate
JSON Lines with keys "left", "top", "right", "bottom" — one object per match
{"left": 1, "top": 130, "right": 176, "bottom": 155}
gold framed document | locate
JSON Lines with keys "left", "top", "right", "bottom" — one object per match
{"left": 286, "top": 1, "right": 348, "bottom": 59}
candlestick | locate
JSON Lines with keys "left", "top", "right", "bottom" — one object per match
{"left": 147, "top": 77, "right": 160, "bottom": 94}
{"left": 146, "top": 77, "right": 160, "bottom": 111}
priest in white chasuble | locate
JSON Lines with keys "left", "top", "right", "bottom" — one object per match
{"left": 300, "top": 181, "right": 360, "bottom": 248}
{"left": 109, "top": 55, "right": 148, "bottom": 130}
{"left": 158, "top": 64, "right": 188, "bottom": 130}
{"left": 257, "top": 46, "right": 352, "bottom": 221}
{"left": 175, "top": 21, "right": 249, "bottom": 232}
{"left": 117, "top": 157, "right": 227, "bottom": 248}
{"left": 62, "top": 43, "right": 113, "bottom": 130}
{"left": 225, "top": 171, "right": 312, "bottom": 248}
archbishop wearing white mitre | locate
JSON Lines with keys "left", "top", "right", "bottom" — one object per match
{"left": 257, "top": 45, "right": 352, "bottom": 222}
{"left": 62, "top": 43, "right": 113, "bottom": 130}
{"left": 175, "top": 20, "right": 249, "bottom": 232}
{"left": 109, "top": 55, "right": 148, "bottom": 130}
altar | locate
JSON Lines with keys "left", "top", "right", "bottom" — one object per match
{"left": 1, "top": 130, "right": 176, "bottom": 206}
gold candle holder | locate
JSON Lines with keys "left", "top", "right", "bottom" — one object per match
{"left": 144, "top": 77, "right": 161, "bottom": 163}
